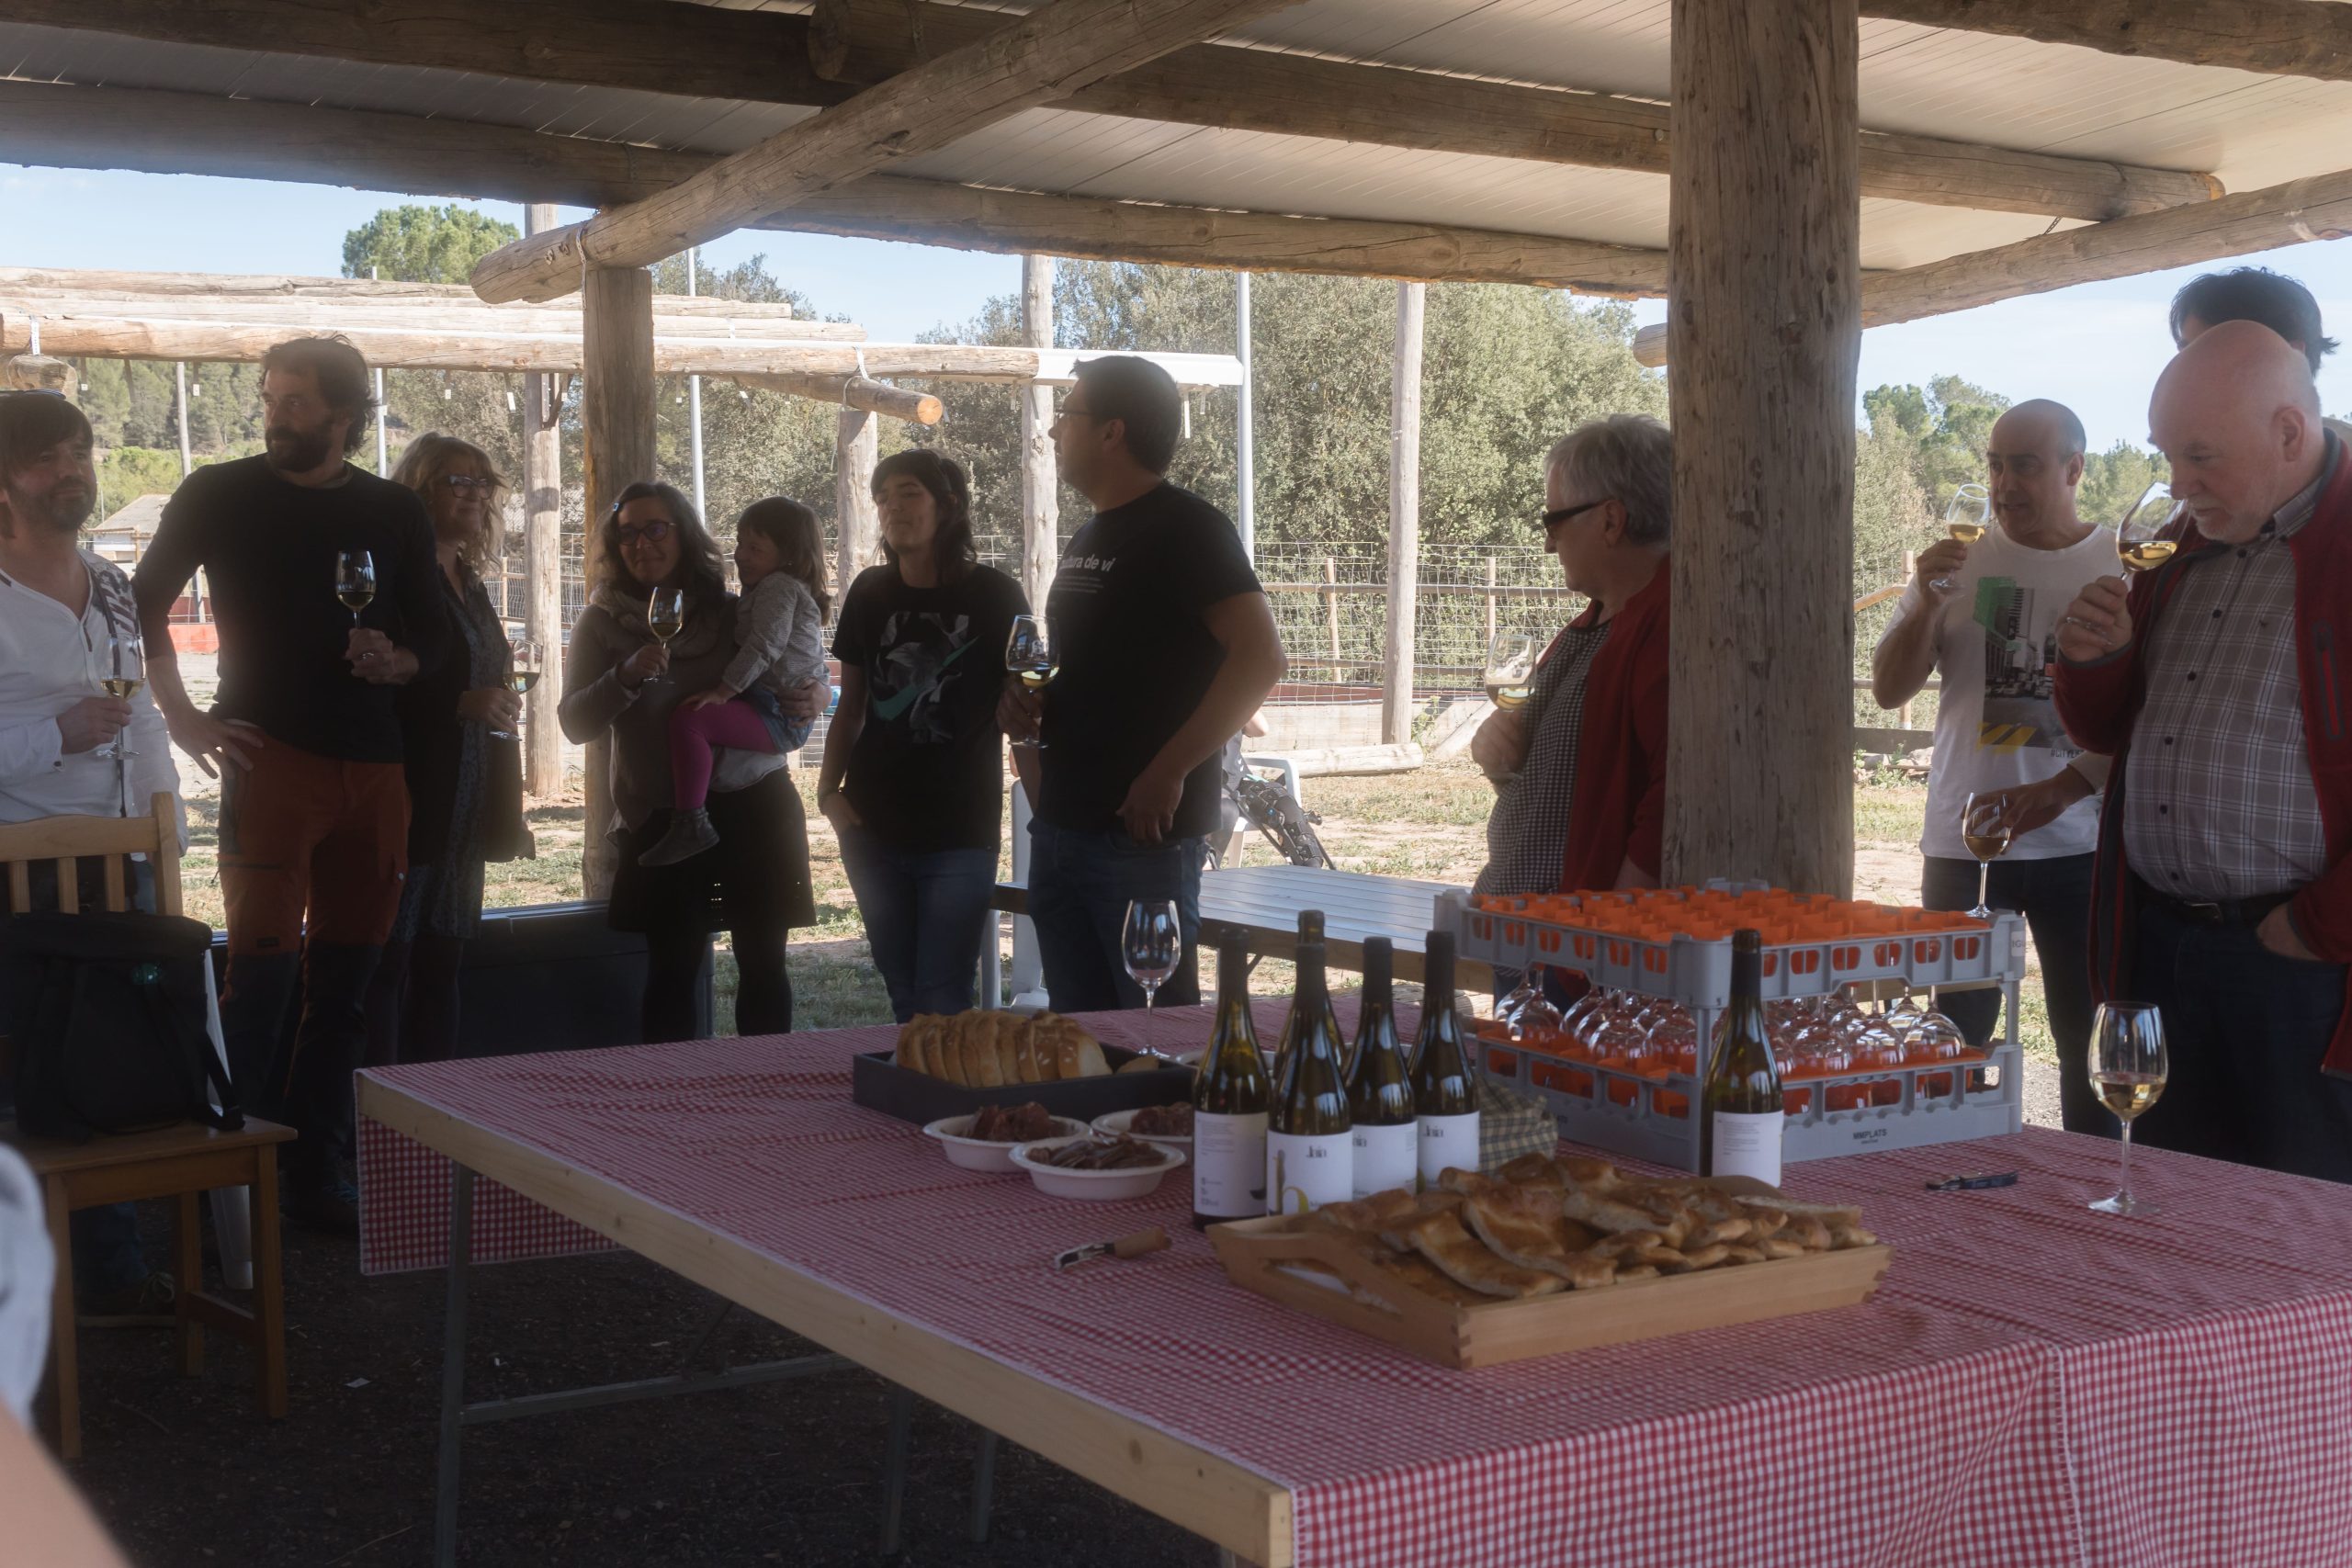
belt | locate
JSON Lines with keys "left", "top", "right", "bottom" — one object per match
{"left": 2140, "top": 886, "right": 2297, "bottom": 926}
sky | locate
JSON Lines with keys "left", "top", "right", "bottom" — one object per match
{"left": 14, "top": 163, "right": 2352, "bottom": 454}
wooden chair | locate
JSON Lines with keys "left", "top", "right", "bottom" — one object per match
{"left": 0, "top": 792, "right": 292, "bottom": 1459}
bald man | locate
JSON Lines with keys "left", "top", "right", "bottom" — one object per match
{"left": 1874, "top": 399, "right": 2114, "bottom": 1133}
{"left": 2054, "top": 321, "right": 2352, "bottom": 1184}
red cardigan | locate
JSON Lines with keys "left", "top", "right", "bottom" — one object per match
{"left": 2051, "top": 450, "right": 2352, "bottom": 1077}
{"left": 1554, "top": 558, "right": 1671, "bottom": 893}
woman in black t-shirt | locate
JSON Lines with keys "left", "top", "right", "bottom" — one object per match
{"left": 818, "top": 451, "right": 1030, "bottom": 1021}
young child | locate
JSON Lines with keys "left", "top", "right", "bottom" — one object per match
{"left": 640, "top": 497, "right": 831, "bottom": 867}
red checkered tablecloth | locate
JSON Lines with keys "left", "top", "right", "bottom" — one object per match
{"left": 356, "top": 1009, "right": 2352, "bottom": 1568}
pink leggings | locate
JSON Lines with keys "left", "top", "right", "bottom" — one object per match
{"left": 667, "top": 699, "right": 781, "bottom": 810}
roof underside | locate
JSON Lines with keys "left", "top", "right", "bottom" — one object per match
{"left": 6, "top": 0, "right": 2351, "bottom": 274}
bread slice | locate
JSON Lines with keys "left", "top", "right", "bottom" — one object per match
{"left": 961, "top": 1017, "right": 1004, "bottom": 1089}
{"left": 1011, "top": 1021, "right": 1045, "bottom": 1084}
{"left": 1019, "top": 1018, "right": 1059, "bottom": 1081}
{"left": 985, "top": 1012, "right": 1022, "bottom": 1087}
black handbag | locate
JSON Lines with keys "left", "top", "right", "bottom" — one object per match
{"left": 2, "top": 910, "right": 243, "bottom": 1140}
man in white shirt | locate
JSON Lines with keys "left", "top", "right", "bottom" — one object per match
{"left": 1872, "top": 399, "right": 2113, "bottom": 1134}
{"left": 0, "top": 390, "right": 181, "bottom": 1313}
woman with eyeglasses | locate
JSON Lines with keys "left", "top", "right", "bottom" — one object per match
{"left": 364, "top": 433, "right": 533, "bottom": 1066}
{"left": 560, "top": 480, "right": 825, "bottom": 1042}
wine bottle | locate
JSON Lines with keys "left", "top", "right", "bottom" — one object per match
{"left": 1193, "top": 934, "right": 1272, "bottom": 1228}
{"left": 1408, "top": 931, "right": 1480, "bottom": 1188}
{"left": 1266, "top": 939, "right": 1351, "bottom": 1215}
{"left": 1701, "top": 928, "right": 1784, "bottom": 1187}
{"left": 1345, "top": 937, "right": 1417, "bottom": 1199}
{"left": 1269, "top": 908, "right": 1330, "bottom": 1082}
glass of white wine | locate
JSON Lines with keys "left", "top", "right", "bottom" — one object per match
{"left": 2087, "top": 1001, "right": 2167, "bottom": 1216}
{"left": 1961, "top": 790, "right": 2010, "bottom": 921}
{"left": 2117, "top": 480, "right": 2181, "bottom": 577}
{"left": 335, "top": 549, "right": 376, "bottom": 626}
{"left": 646, "top": 587, "right": 685, "bottom": 686}
{"left": 1483, "top": 632, "right": 1538, "bottom": 714}
{"left": 1930, "top": 484, "right": 1991, "bottom": 594}
{"left": 1005, "top": 614, "right": 1055, "bottom": 750}
{"left": 94, "top": 632, "right": 144, "bottom": 762}
{"left": 1121, "top": 897, "right": 1182, "bottom": 1051}
{"left": 492, "top": 637, "right": 542, "bottom": 740}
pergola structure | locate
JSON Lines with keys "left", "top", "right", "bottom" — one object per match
{"left": 6, "top": 0, "right": 2352, "bottom": 912}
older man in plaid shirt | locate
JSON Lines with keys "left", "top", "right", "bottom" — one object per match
{"left": 2054, "top": 321, "right": 2352, "bottom": 1183}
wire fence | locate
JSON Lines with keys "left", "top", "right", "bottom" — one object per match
{"left": 1254, "top": 543, "right": 1568, "bottom": 697}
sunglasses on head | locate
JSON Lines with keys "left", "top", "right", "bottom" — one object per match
{"left": 616, "top": 520, "right": 673, "bottom": 546}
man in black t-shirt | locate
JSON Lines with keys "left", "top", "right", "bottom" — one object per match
{"left": 135, "top": 336, "right": 448, "bottom": 1234}
{"left": 999, "top": 356, "right": 1287, "bottom": 1011}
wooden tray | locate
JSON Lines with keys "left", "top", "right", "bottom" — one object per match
{"left": 849, "top": 1046, "right": 1193, "bottom": 1127}
{"left": 1207, "top": 1215, "right": 1892, "bottom": 1370}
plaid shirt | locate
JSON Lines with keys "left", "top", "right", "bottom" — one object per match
{"left": 1474, "top": 621, "right": 1611, "bottom": 898}
{"left": 2123, "top": 445, "right": 2336, "bottom": 900}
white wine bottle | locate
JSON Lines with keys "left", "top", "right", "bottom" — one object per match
{"left": 1193, "top": 934, "right": 1271, "bottom": 1228}
{"left": 1408, "top": 930, "right": 1480, "bottom": 1188}
{"left": 1266, "top": 938, "right": 1351, "bottom": 1215}
{"left": 1345, "top": 937, "right": 1417, "bottom": 1199}
{"left": 1269, "top": 908, "right": 1329, "bottom": 1082}
{"left": 1701, "top": 928, "right": 1783, "bottom": 1186}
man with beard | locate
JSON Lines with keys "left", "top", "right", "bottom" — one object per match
{"left": 0, "top": 389, "right": 183, "bottom": 1310}
{"left": 135, "top": 337, "right": 448, "bottom": 1233}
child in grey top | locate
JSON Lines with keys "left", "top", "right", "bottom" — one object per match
{"left": 640, "top": 498, "right": 831, "bottom": 867}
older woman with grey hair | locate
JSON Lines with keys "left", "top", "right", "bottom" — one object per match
{"left": 1471, "top": 412, "right": 1673, "bottom": 904}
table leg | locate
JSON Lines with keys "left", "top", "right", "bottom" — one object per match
{"left": 175, "top": 1190, "right": 204, "bottom": 1377}
{"left": 969, "top": 1429, "right": 998, "bottom": 1543}
{"left": 252, "top": 1153, "right": 287, "bottom": 1419}
{"left": 41, "top": 1174, "right": 79, "bottom": 1459}
{"left": 434, "top": 1165, "right": 475, "bottom": 1568}
{"left": 877, "top": 1383, "right": 913, "bottom": 1555}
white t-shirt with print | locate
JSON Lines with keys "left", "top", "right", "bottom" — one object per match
{"left": 1887, "top": 524, "right": 2113, "bottom": 861}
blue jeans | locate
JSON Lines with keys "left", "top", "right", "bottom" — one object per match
{"left": 1026, "top": 819, "right": 1204, "bottom": 1014}
{"left": 2128, "top": 894, "right": 2352, "bottom": 1184}
{"left": 838, "top": 828, "right": 999, "bottom": 1023}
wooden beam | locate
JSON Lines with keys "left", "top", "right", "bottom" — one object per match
{"left": 732, "top": 372, "right": 942, "bottom": 424}
{"left": 1664, "top": 0, "right": 1860, "bottom": 897}
{"left": 1383, "top": 282, "right": 1424, "bottom": 748}
{"left": 1019, "top": 255, "right": 1059, "bottom": 612}
{"left": 0, "top": 81, "right": 1665, "bottom": 297}
{"left": 519, "top": 204, "right": 566, "bottom": 800}
{"left": 4, "top": 0, "right": 851, "bottom": 114}
{"left": 1861, "top": 0, "right": 2352, "bottom": 85}
{"left": 812, "top": 0, "right": 2218, "bottom": 221}
{"left": 578, "top": 266, "right": 654, "bottom": 901}
{"left": 470, "top": 0, "right": 1311, "bottom": 302}
{"left": 1632, "top": 162, "right": 2352, "bottom": 367}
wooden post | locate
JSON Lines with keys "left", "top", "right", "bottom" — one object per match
{"left": 1322, "top": 556, "right": 1341, "bottom": 673}
{"left": 1896, "top": 548, "right": 1916, "bottom": 731}
{"left": 520, "top": 205, "right": 565, "bottom": 799}
{"left": 1019, "top": 254, "right": 1059, "bottom": 610}
{"left": 1663, "top": 0, "right": 1860, "bottom": 896}
{"left": 173, "top": 361, "right": 192, "bottom": 478}
{"left": 1484, "top": 556, "right": 1498, "bottom": 648}
{"left": 835, "top": 408, "right": 879, "bottom": 594}
{"left": 579, "top": 264, "right": 655, "bottom": 900}
{"left": 1383, "top": 281, "right": 1425, "bottom": 745}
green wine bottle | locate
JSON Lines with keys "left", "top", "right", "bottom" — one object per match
{"left": 1266, "top": 939, "right": 1352, "bottom": 1214}
{"left": 1408, "top": 930, "right": 1480, "bottom": 1188}
{"left": 1701, "top": 929, "right": 1784, "bottom": 1186}
{"left": 1345, "top": 937, "right": 1417, "bottom": 1199}
{"left": 1193, "top": 934, "right": 1272, "bottom": 1227}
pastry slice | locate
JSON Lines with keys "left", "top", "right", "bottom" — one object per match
{"left": 1382, "top": 1207, "right": 1565, "bottom": 1300}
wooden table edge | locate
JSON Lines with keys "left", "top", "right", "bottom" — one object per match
{"left": 357, "top": 1077, "right": 1295, "bottom": 1568}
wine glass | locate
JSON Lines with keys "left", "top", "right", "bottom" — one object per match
{"left": 1929, "top": 484, "right": 1990, "bottom": 594}
{"left": 93, "top": 632, "right": 144, "bottom": 762}
{"left": 2117, "top": 480, "right": 2180, "bottom": 577}
{"left": 335, "top": 549, "right": 376, "bottom": 627}
{"left": 1961, "top": 791, "right": 2011, "bottom": 920}
{"left": 1005, "top": 614, "right": 1055, "bottom": 750}
{"left": 2087, "top": 1002, "right": 2168, "bottom": 1215}
{"left": 492, "top": 637, "right": 542, "bottom": 741}
{"left": 646, "top": 587, "right": 685, "bottom": 686}
{"left": 1483, "top": 633, "right": 1539, "bottom": 715}
{"left": 1121, "top": 897, "right": 1182, "bottom": 1049}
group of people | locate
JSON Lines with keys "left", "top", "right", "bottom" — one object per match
{"left": 1486, "top": 265, "right": 2351, "bottom": 1188}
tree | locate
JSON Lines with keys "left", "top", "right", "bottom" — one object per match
{"left": 342, "top": 204, "right": 520, "bottom": 286}
{"left": 2078, "top": 441, "right": 2168, "bottom": 525}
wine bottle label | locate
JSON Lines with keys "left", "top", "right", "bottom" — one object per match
{"left": 1710, "top": 1111, "right": 1783, "bottom": 1187}
{"left": 1265, "top": 1130, "right": 1352, "bottom": 1215}
{"left": 1351, "top": 1121, "right": 1418, "bottom": 1200}
{"left": 1416, "top": 1112, "right": 1480, "bottom": 1186}
{"left": 1193, "top": 1111, "right": 1269, "bottom": 1220}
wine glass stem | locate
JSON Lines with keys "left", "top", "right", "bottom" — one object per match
{"left": 2119, "top": 1121, "right": 2133, "bottom": 1208}
{"left": 1976, "top": 859, "right": 1991, "bottom": 914}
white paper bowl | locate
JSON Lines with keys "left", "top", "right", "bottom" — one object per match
{"left": 1008, "top": 1135, "right": 1186, "bottom": 1201}
{"left": 1091, "top": 1107, "right": 1194, "bottom": 1153}
{"left": 923, "top": 1114, "right": 1087, "bottom": 1173}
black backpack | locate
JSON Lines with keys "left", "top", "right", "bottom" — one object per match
{"left": 2, "top": 910, "right": 242, "bottom": 1140}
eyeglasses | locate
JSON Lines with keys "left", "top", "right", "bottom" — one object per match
{"left": 1539, "top": 498, "right": 1610, "bottom": 534}
{"left": 616, "top": 521, "right": 673, "bottom": 546}
{"left": 442, "top": 475, "right": 496, "bottom": 493}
